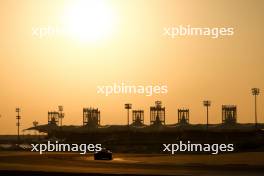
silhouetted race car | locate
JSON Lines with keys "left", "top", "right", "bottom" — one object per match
{"left": 94, "top": 148, "right": 112, "bottom": 160}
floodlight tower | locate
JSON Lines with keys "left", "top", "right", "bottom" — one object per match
{"left": 15, "top": 107, "right": 21, "bottom": 142}
{"left": 124, "top": 103, "right": 132, "bottom": 127}
{"left": 203, "top": 100, "right": 211, "bottom": 130}
{"left": 251, "top": 88, "right": 260, "bottom": 128}
{"left": 58, "top": 105, "right": 64, "bottom": 127}
{"left": 33, "top": 120, "right": 39, "bottom": 135}
{"left": 33, "top": 120, "right": 38, "bottom": 127}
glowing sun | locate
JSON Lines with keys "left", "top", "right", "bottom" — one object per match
{"left": 63, "top": 0, "right": 117, "bottom": 43}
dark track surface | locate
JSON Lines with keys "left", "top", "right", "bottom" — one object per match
{"left": 0, "top": 152, "right": 264, "bottom": 176}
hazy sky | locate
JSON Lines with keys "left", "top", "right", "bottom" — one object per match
{"left": 0, "top": 0, "right": 263, "bottom": 134}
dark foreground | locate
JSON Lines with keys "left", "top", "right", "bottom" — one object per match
{"left": 0, "top": 152, "right": 264, "bottom": 176}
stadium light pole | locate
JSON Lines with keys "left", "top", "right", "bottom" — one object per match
{"left": 58, "top": 105, "right": 64, "bottom": 127}
{"left": 124, "top": 103, "right": 132, "bottom": 127}
{"left": 251, "top": 88, "right": 260, "bottom": 129}
{"left": 16, "top": 107, "right": 21, "bottom": 142}
{"left": 203, "top": 100, "right": 211, "bottom": 131}
{"left": 33, "top": 120, "right": 39, "bottom": 135}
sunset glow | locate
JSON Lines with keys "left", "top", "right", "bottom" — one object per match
{"left": 62, "top": 0, "right": 117, "bottom": 42}
{"left": 0, "top": 0, "right": 263, "bottom": 134}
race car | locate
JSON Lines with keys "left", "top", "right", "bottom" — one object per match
{"left": 94, "top": 148, "right": 112, "bottom": 160}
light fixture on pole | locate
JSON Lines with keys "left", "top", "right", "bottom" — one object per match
{"left": 251, "top": 88, "right": 260, "bottom": 128}
{"left": 124, "top": 103, "right": 132, "bottom": 127}
{"left": 58, "top": 105, "right": 64, "bottom": 127}
{"left": 203, "top": 100, "right": 211, "bottom": 130}
{"left": 16, "top": 107, "right": 21, "bottom": 142}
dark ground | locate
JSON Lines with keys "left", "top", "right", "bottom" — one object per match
{"left": 0, "top": 152, "right": 264, "bottom": 176}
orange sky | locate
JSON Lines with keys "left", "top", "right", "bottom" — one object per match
{"left": 0, "top": 0, "right": 263, "bottom": 134}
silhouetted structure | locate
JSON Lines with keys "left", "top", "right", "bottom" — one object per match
{"left": 222, "top": 105, "right": 237, "bottom": 124}
{"left": 150, "top": 101, "right": 165, "bottom": 125}
{"left": 251, "top": 88, "right": 260, "bottom": 128}
{"left": 48, "top": 111, "right": 60, "bottom": 125}
{"left": 58, "top": 105, "right": 64, "bottom": 127}
{"left": 33, "top": 120, "right": 38, "bottom": 127}
{"left": 83, "top": 108, "right": 100, "bottom": 127}
{"left": 203, "top": 100, "right": 211, "bottom": 130}
{"left": 125, "top": 103, "right": 132, "bottom": 127}
{"left": 178, "top": 109, "right": 189, "bottom": 124}
{"left": 16, "top": 107, "right": 21, "bottom": 142}
{"left": 33, "top": 120, "right": 39, "bottom": 135}
{"left": 132, "top": 110, "right": 144, "bottom": 126}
